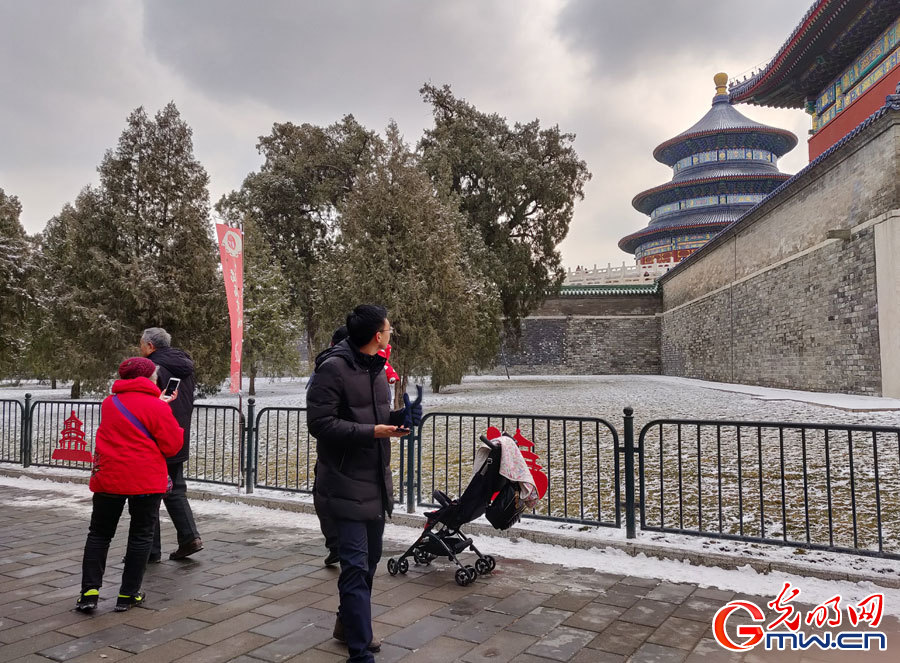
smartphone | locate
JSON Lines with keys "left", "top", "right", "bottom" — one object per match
{"left": 395, "top": 426, "right": 411, "bottom": 436}
{"left": 163, "top": 377, "right": 181, "bottom": 396}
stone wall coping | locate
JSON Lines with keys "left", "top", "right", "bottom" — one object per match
{"left": 5, "top": 466, "right": 896, "bottom": 590}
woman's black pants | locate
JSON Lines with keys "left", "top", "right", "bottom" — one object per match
{"left": 80, "top": 493, "right": 163, "bottom": 595}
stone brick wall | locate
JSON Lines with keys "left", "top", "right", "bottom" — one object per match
{"left": 658, "top": 111, "right": 899, "bottom": 395}
{"left": 662, "top": 229, "right": 881, "bottom": 392}
{"left": 498, "top": 294, "right": 662, "bottom": 375}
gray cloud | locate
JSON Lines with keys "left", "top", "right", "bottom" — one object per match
{"left": 557, "top": 0, "right": 812, "bottom": 77}
{"left": 141, "top": 0, "right": 528, "bottom": 124}
{"left": 0, "top": 0, "right": 819, "bottom": 269}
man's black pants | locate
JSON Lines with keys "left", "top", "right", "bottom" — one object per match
{"left": 336, "top": 517, "right": 384, "bottom": 663}
{"left": 81, "top": 493, "right": 163, "bottom": 595}
{"left": 152, "top": 462, "right": 200, "bottom": 556}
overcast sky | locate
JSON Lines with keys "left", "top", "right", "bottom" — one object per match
{"left": 1, "top": 0, "right": 815, "bottom": 268}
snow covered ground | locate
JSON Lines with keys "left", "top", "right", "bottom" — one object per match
{"left": 3, "top": 374, "right": 900, "bottom": 425}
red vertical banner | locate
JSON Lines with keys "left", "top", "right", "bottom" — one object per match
{"left": 215, "top": 224, "right": 244, "bottom": 393}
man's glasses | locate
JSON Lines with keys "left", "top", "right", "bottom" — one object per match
{"left": 380, "top": 327, "right": 395, "bottom": 335}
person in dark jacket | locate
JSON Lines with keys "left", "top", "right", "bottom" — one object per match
{"left": 307, "top": 305, "right": 408, "bottom": 663}
{"left": 312, "top": 325, "right": 350, "bottom": 567}
{"left": 76, "top": 357, "right": 184, "bottom": 613}
{"left": 140, "top": 327, "right": 203, "bottom": 560}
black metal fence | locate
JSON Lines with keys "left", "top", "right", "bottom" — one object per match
{"left": 417, "top": 412, "right": 620, "bottom": 527}
{"left": 2, "top": 393, "right": 899, "bottom": 559}
{"left": 638, "top": 419, "right": 900, "bottom": 559}
{"left": 0, "top": 399, "right": 23, "bottom": 464}
{"left": 248, "top": 403, "right": 411, "bottom": 507}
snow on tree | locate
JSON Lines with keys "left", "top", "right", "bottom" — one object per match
{"left": 318, "top": 123, "right": 501, "bottom": 395}
{"left": 0, "top": 188, "right": 32, "bottom": 379}
{"left": 35, "top": 104, "right": 228, "bottom": 396}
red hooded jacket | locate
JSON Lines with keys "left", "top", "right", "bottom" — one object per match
{"left": 89, "top": 377, "right": 185, "bottom": 495}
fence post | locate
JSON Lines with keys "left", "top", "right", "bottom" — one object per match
{"left": 245, "top": 398, "right": 255, "bottom": 494}
{"left": 624, "top": 406, "right": 636, "bottom": 539}
{"left": 406, "top": 428, "right": 416, "bottom": 514}
{"left": 21, "top": 393, "right": 32, "bottom": 468}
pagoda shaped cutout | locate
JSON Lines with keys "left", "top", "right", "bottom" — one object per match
{"left": 51, "top": 410, "right": 93, "bottom": 463}
{"left": 485, "top": 426, "right": 549, "bottom": 499}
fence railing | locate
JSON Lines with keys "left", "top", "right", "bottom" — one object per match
{"left": 2, "top": 393, "right": 899, "bottom": 559}
{"left": 638, "top": 419, "right": 900, "bottom": 559}
{"left": 417, "top": 412, "right": 620, "bottom": 527}
{"left": 0, "top": 399, "right": 23, "bottom": 464}
{"left": 184, "top": 404, "right": 244, "bottom": 486}
{"left": 248, "top": 404, "right": 411, "bottom": 507}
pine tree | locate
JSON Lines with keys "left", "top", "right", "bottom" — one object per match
{"left": 419, "top": 84, "right": 592, "bottom": 339}
{"left": 318, "top": 123, "right": 501, "bottom": 394}
{"left": 219, "top": 115, "right": 378, "bottom": 364}
{"left": 36, "top": 104, "right": 228, "bottom": 396}
{"left": 0, "top": 189, "right": 32, "bottom": 379}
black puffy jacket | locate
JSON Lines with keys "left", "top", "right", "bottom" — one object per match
{"left": 148, "top": 346, "right": 195, "bottom": 464}
{"left": 307, "top": 339, "right": 402, "bottom": 521}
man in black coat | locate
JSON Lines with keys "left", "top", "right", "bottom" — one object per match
{"left": 307, "top": 305, "right": 408, "bottom": 663}
{"left": 313, "top": 325, "right": 350, "bottom": 567}
{"left": 140, "top": 327, "right": 203, "bottom": 561}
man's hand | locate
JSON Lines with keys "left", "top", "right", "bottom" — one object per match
{"left": 374, "top": 425, "right": 409, "bottom": 438}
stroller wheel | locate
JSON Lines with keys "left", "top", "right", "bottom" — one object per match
{"left": 398, "top": 558, "right": 409, "bottom": 574}
{"left": 485, "top": 555, "right": 496, "bottom": 572}
{"left": 387, "top": 558, "right": 398, "bottom": 576}
{"left": 454, "top": 568, "right": 470, "bottom": 586}
{"left": 465, "top": 565, "right": 477, "bottom": 583}
{"left": 474, "top": 558, "right": 491, "bottom": 576}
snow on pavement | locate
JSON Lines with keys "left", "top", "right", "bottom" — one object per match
{"left": 2, "top": 472, "right": 899, "bottom": 615}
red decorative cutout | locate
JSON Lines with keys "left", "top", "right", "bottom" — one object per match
{"left": 51, "top": 410, "right": 93, "bottom": 463}
{"left": 484, "top": 426, "right": 549, "bottom": 499}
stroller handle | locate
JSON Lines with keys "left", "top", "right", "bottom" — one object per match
{"left": 479, "top": 434, "right": 500, "bottom": 450}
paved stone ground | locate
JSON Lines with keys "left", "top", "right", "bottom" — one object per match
{"left": 0, "top": 483, "right": 898, "bottom": 663}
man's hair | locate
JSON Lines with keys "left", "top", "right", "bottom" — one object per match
{"left": 346, "top": 305, "right": 387, "bottom": 347}
{"left": 142, "top": 327, "right": 171, "bottom": 349}
{"left": 330, "top": 325, "right": 349, "bottom": 346}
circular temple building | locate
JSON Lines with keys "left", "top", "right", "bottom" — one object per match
{"left": 619, "top": 73, "right": 798, "bottom": 265}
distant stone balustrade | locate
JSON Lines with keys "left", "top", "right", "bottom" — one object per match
{"left": 563, "top": 262, "right": 672, "bottom": 285}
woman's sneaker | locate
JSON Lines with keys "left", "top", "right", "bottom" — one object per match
{"left": 114, "top": 590, "right": 145, "bottom": 612}
{"left": 75, "top": 589, "right": 100, "bottom": 612}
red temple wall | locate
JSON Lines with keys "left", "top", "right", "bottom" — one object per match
{"left": 809, "top": 69, "right": 900, "bottom": 159}
{"left": 639, "top": 248, "right": 695, "bottom": 265}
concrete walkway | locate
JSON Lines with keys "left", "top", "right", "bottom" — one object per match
{"left": 0, "top": 482, "right": 897, "bottom": 663}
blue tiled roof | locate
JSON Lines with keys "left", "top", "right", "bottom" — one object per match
{"left": 654, "top": 97, "right": 798, "bottom": 165}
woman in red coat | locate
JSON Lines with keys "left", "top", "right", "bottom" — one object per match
{"left": 76, "top": 357, "right": 184, "bottom": 613}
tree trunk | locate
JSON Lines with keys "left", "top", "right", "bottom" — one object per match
{"left": 51, "top": 378, "right": 57, "bottom": 390}
{"left": 249, "top": 365, "right": 257, "bottom": 396}
{"left": 70, "top": 380, "right": 81, "bottom": 399}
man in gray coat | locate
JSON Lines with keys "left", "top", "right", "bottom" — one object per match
{"left": 306, "top": 305, "right": 408, "bottom": 663}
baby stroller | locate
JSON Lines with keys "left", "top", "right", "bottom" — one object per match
{"left": 387, "top": 434, "right": 529, "bottom": 586}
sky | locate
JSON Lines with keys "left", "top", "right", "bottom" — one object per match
{"left": 0, "top": 0, "right": 816, "bottom": 269}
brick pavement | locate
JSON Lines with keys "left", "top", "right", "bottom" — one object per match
{"left": 0, "top": 482, "right": 897, "bottom": 663}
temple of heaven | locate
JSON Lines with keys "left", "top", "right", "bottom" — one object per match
{"left": 619, "top": 73, "right": 798, "bottom": 265}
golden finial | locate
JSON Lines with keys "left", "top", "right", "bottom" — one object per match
{"left": 714, "top": 72, "right": 729, "bottom": 95}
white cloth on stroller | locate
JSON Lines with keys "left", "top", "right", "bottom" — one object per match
{"left": 473, "top": 435, "right": 539, "bottom": 508}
